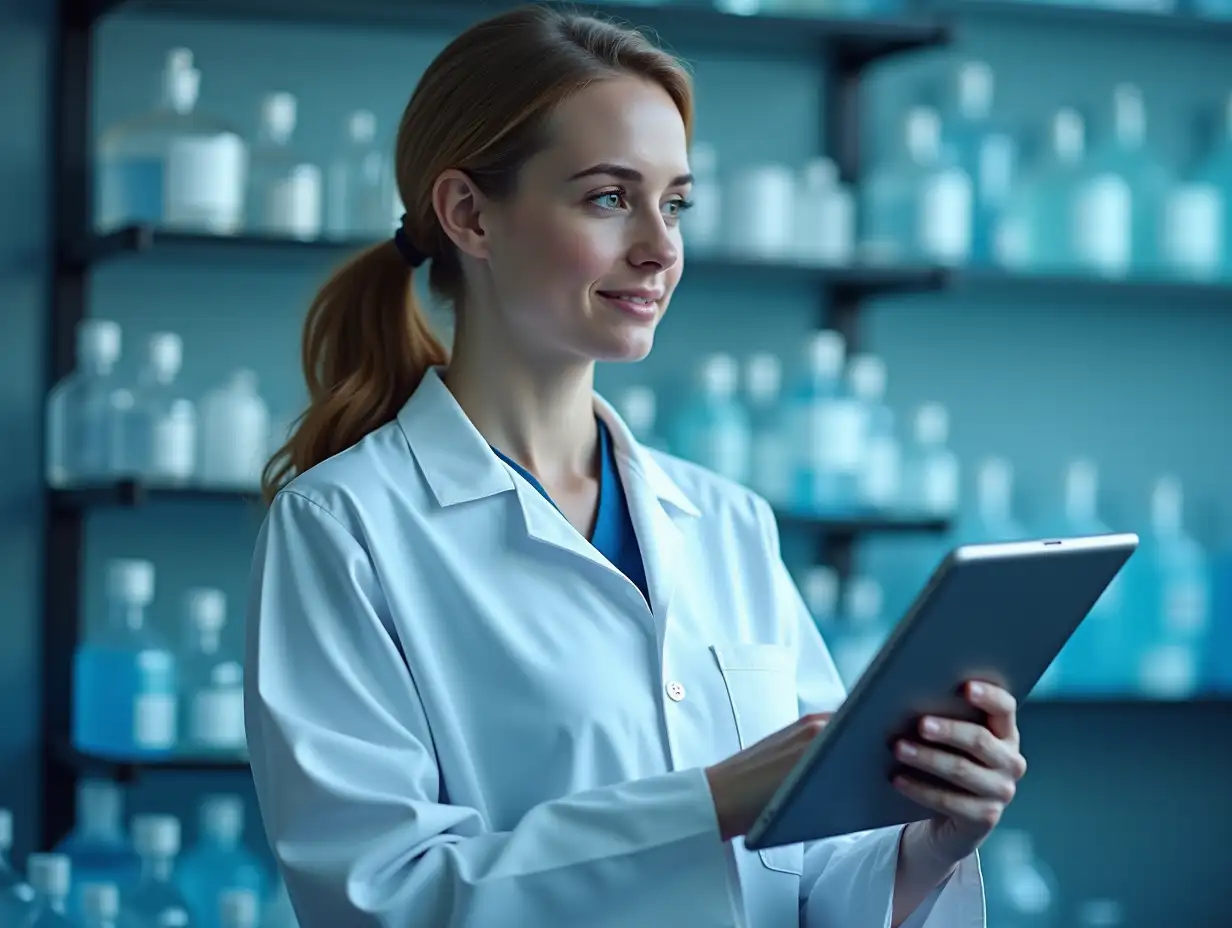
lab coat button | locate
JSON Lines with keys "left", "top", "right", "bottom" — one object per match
{"left": 665, "top": 680, "right": 686, "bottom": 702}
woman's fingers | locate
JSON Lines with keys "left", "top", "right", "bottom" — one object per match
{"left": 893, "top": 775, "right": 1006, "bottom": 829}
{"left": 895, "top": 739, "right": 1017, "bottom": 802}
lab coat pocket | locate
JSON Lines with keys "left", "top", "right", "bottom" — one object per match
{"left": 711, "top": 643, "right": 804, "bottom": 876}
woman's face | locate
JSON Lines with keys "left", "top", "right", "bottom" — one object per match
{"left": 478, "top": 75, "right": 691, "bottom": 366}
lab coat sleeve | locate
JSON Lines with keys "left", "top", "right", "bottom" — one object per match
{"left": 751, "top": 498, "right": 986, "bottom": 928}
{"left": 245, "top": 490, "right": 738, "bottom": 928}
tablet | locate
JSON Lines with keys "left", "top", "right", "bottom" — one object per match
{"left": 744, "top": 532, "right": 1139, "bottom": 851}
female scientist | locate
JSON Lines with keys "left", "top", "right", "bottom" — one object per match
{"left": 245, "top": 6, "right": 1028, "bottom": 926}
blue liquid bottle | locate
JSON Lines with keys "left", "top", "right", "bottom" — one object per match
{"left": 996, "top": 109, "right": 1090, "bottom": 275}
{"left": 45, "top": 319, "right": 129, "bottom": 488}
{"left": 849, "top": 355, "right": 900, "bottom": 514}
{"left": 23, "top": 855, "right": 75, "bottom": 928}
{"left": 902, "top": 403, "right": 959, "bottom": 519}
{"left": 744, "top": 354, "right": 790, "bottom": 508}
{"left": 179, "top": 589, "right": 245, "bottom": 757}
{"left": 1042, "top": 461, "right": 1129, "bottom": 694}
{"left": 1193, "top": 92, "right": 1232, "bottom": 278}
{"left": 1129, "top": 477, "right": 1213, "bottom": 699}
{"left": 940, "top": 61, "right": 1017, "bottom": 266}
{"left": 671, "top": 354, "right": 750, "bottom": 485}
{"left": 787, "top": 330, "right": 858, "bottom": 515}
{"left": 1086, "top": 84, "right": 1169, "bottom": 278}
{"left": 53, "top": 781, "right": 140, "bottom": 919}
{"left": 124, "top": 817, "right": 192, "bottom": 928}
{"left": 218, "top": 890, "right": 260, "bottom": 928}
{"left": 80, "top": 883, "right": 121, "bottom": 928}
{"left": 72, "top": 559, "right": 178, "bottom": 758}
{"left": 177, "top": 797, "right": 268, "bottom": 928}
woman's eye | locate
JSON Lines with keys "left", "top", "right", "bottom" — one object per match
{"left": 664, "top": 198, "right": 694, "bottom": 218}
{"left": 591, "top": 191, "right": 626, "bottom": 210}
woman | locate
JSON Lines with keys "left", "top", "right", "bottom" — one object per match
{"left": 245, "top": 6, "right": 1027, "bottom": 926}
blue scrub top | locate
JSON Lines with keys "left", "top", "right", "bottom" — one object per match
{"left": 491, "top": 420, "right": 651, "bottom": 607}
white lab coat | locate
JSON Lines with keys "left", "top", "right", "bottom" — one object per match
{"left": 245, "top": 367, "right": 984, "bottom": 928}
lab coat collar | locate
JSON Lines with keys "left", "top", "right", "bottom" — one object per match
{"left": 397, "top": 367, "right": 699, "bottom": 519}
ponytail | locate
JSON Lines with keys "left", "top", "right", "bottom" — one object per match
{"left": 261, "top": 240, "right": 448, "bottom": 503}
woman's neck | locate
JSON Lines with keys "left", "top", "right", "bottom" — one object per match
{"left": 443, "top": 342, "right": 599, "bottom": 489}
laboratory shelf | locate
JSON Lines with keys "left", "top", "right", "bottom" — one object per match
{"left": 953, "top": 267, "right": 1232, "bottom": 300}
{"left": 93, "top": 0, "right": 951, "bottom": 64}
{"left": 54, "top": 740, "right": 249, "bottom": 783}
{"left": 952, "top": 0, "right": 1232, "bottom": 40}
{"left": 75, "top": 226, "right": 952, "bottom": 298}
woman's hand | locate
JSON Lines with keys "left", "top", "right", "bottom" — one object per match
{"left": 705, "top": 712, "right": 831, "bottom": 842}
{"left": 892, "top": 680, "right": 1028, "bottom": 865}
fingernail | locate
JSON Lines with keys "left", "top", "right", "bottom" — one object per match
{"left": 969, "top": 683, "right": 985, "bottom": 698}
{"left": 897, "top": 741, "right": 918, "bottom": 757}
{"left": 921, "top": 718, "right": 941, "bottom": 736}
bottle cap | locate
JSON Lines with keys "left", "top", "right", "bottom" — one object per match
{"left": 745, "top": 353, "right": 782, "bottom": 400}
{"left": 261, "top": 92, "right": 298, "bottom": 140}
{"left": 847, "top": 354, "right": 887, "bottom": 401}
{"left": 914, "top": 403, "right": 950, "bottom": 445}
{"left": 26, "top": 853, "right": 71, "bottom": 897}
{"left": 131, "top": 815, "right": 181, "bottom": 858}
{"left": 106, "top": 559, "right": 155, "bottom": 605}
{"left": 200, "top": 794, "right": 244, "bottom": 843}
{"left": 219, "top": 888, "right": 260, "bottom": 928}
{"left": 803, "top": 329, "right": 845, "bottom": 375}
{"left": 81, "top": 882, "right": 121, "bottom": 919}
{"left": 347, "top": 109, "right": 376, "bottom": 144}
{"left": 185, "top": 588, "right": 227, "bottom": 632}
{"left": 146, "top": 333, "right": 183, "bottom": 378}
{"left": 615, "top": 387, "right": 656, "bottom": 435}
{"left": 77, "top": 319, "right": 122, "bottom": 367}
{"left": 698, "top": 354, "right": 739, "bottom": 397}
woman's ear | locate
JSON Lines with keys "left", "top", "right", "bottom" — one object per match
{"left": 432, "top": 169, "right": 492, "bottom": 261}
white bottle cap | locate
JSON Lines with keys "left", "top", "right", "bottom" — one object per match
{"left": 219, "top": 888, "right": 260, "bottom": 928}
{"left": 905, "top": 106, "right": 942, "bottom": 163}
{"left": 200, "top": 794, "right": 244, "bottom": 843}
{"left": 690, "top": 142, "right": 718, "bottom": 176}
{"left": 803, "top": 329, "right": 846, "bottom": 375}
{"left": 164, "top": 56, "right": 201, "bottom": 115}
{"left": 158, "top": 908, "right": 190, "bottom": 928}
{"left": 1113, "top": 83, "right": 1146, "bottom": 147}
{"left": 210, "top": 661, "right": 244, "bottom": 688}
{"left": 1052, "top": 108, "right": 1085, "bottom": 163}
{"left": 802, "top": 157, "right": 838, "bottom": 190}
{"left": 914, "top": 403, "right": 949, "bottom": 445}
{"left": 261, "top": 92, "right": 298, "bottom": 141}
{"left": 106, "top": 559, "right": 155, "bottom": 605}
{"left": 801, "top": 566, "right": 839, "bottom": 617}
{"left": 847, "top": 354, "right": 887, "bottom": 402}
{"left": 614, "top": 387, "right": 656, "bottom": 436}
{"left": 957, "top": 61, "right": 994, "bottom": 119}
{"left": 81, "top": 882, "right": 121, "bottom": 920}
{"left": 844, "top": 577, "right": 883, "bottom": 625}
{"left": 698, "top": 354, "right": 739, "bottom": 398}
{"left": 347, "top": 109, "right": 377, "bottom": 144}
{"left": 132, "top": 815, "right": 181, "bottom": 858}
{"left": 0, "top": 809, "right": 11, "bottom": 850}
{"left": 146, "top": 332, "right": 183, "bottom": 379}
{"left": 745, "top": 353, "right": 782, "bottom": 401}
{"left": 26, "top": 854, "right": 71, "bottom": 897}
{"left": 185, "top": 588, "right": 227, "bottom": 633}
{"left": 1150, "top": 475, "right": 1183, "bottom": 536}
{"left": 77, "top": 319, "right": 122, "bottom": 367}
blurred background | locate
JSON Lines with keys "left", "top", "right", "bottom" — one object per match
{"left": 3, "top": 0, "right": 1232, "bottom": 925}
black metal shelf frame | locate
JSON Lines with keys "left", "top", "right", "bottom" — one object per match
{"left": 42, "top": 0, "right": 954, "bottom": 849}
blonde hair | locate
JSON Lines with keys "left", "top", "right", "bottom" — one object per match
{"left": 261, "top": 4, "right": 694, "bottom": 503}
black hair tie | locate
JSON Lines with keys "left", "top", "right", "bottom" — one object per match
{"left": 393, "top": 217, "right": 427, "bottom": 268}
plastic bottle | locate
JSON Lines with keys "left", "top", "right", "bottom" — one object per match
{"left": 1132, "top": 477, "right": 1213, "bottom": 699}
{"left": 326, "top": 110, "right": 393, "bottom": 240}
{"left": 611, "top": 387, "right": 667, "bottom": 453}
{"left": 199, "top": 370, "right": 271, "bottom": 489}
{"left": 79, "top": 882, "right": 121, "bottom": 928}
{"left": 671, "top": 355, "right": 750, "bottom": 485}
{"left": 73, "top": 559, "right": 178, "bottom": 758}
{"left": 862, "top": 106, "right": 973, "bottom": 266}
{"left": 179, "top": 590, "right": 245, "bottom": 755}
{"left": 246, "top": 93, "right": 321, "bottom": 240}
{"left": 177, "top": 798, "right": 268, "bottom": 928}
{"left": 131, "top": 333, "right": 197, "bottom": 485}
{"left": 124, "top": 817, "right": 192, "bottom": 928}
{"left": 966, "top": 457, "right": 1027, "bottom": 542}
{"left": 23, "top": 854, "right": 75, "bottom": 927}
{"left": 682, "top": 142, "right": 722, "bottom": 254}
{"left": 96, "top": 48, "right": 246, "bottom": 234}
{"left": 53, "top": 781, "right": 140, "bottom": 919}
{"left": 902, "top": 404, "right": 959, "bottom": 518}
{"left": 745, "top": 353, "right": 789, "bottom": 507}
{"left": 725, "top": 163, "right": 795, "bottom": 260}
{"left": 788, "top": 330, "right": 860, "bottom": 515}
{"left": 800, "top": 565, "right": 840, "bottom": 638}
{"left": 0, "top": 809, "right": 36, "bottom": 926}
{"left": 793, "top": 157, "right": 854, "bottom": 267}
{"left": 849, "top": 355, "right": 900, "bottom": 513}
{"left": 981, "top": 829, "right": 1058, "bottom": 927}
{"left": 218, "top": 889, "right": 260, "bottom": 928}
{"left": 46, "top": 319, "right": 128, "bottom": 487}
{"left": 832, "top": 577, "right": 890, "bottom": 688}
